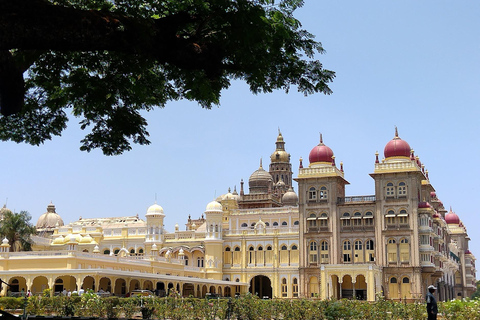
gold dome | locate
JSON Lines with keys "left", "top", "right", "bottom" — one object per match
{"left": 270, "top": 130, "right": 290, "bottom": 163}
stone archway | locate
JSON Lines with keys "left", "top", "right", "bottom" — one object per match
{"left": 249, "top": 275, "right": 272, "bottom": 299}
{"left": 8, "top": 277, "right": 26, "bottom": 295}
{"left": 31, "top": 276, "right": 49, "bottom": 295}
{"left": 114, "top": 279, "right": 126, "bottom": 296}
{"left": 156, "top": 282, "right": 166, "bottom": 297}
{"left": 55, "top": 276, "right": 76, "bottom": 293}
{"left": 355, "top": 275, "right": 367, "bottom": 300}
{"left": 143, "top": 280, "right": 153, "bottom": 291}
{"left": 99, "top": 277, "right": 111, "bottom": 293}
{"left": 82, "top": 276, "right": 95, "bottom": 292}
{"left": 341, "top": 275, "right": 353, "bottom": 299}
{"left": 183, "top": 283, "right": 194, "bottom": 297}
{"left": 129, "top": 279, "right": 140, "bottom": 292}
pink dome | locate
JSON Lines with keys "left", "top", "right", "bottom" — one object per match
{"left": 309, "top": 134, "right": 334, "bottom": 164}
{"left": 384, "top": 128, "right": 411, "bottom": 159}
{"left": 445, "top": 209, "right": 460, "bottom": 224}
{"left": 418, "top": 202, "right": 431, "bottom": 208}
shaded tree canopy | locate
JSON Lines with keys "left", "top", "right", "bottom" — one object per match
{"left": 0, "top": 210, "right": 36, "bottom": 252}
{"left": 0, "top": 0, "right": 335, "bottom": 155}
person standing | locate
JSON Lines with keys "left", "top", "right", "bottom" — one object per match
{"left": 426, "top": 285, "right": 438, "bottom": 320}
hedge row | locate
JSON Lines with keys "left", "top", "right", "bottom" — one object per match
{"left": 1, "top": 293, "right": 479, "bottom": 319}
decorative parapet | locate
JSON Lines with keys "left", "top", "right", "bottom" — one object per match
{"left": 298, "top": 166, "right": 344, "bottom": 179}
{"left": 374, "top": 161, "right": 424, "bottom": 174}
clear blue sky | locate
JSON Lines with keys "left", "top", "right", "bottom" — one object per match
{"left": 1, "top": 1, "right": 479, "bottom": 266}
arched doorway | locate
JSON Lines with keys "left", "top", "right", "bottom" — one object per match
{"left": 114, "top": 279, "right": 126, "bottom": 296}
{"left": 355, "top": 275, "right": 367, "bottom": 300}
{"left": 156, "top": 282, "right": 166, "bottom": 297}
{"left": 31, "top": 276, "right": 49, "bottom": 295}
{"left": 341, "top": 275, "right": 353, "bottom": 299}
{"left": 143, "top": 280, "right": 153, "bottom": 291}
{"left": 83, "top": 276, "right": 95, "bottom": 292}
{"left": 183, "top": 283, "right": 194, "bottom": 297}
{"left": 249, "top": 275, "right": 272, "bottom": 299}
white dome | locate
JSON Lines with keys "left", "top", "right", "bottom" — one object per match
{"left": 146, "top": 202, "right": 164, "bottom": 216}
{"left": 36, "top": 203, "right": 64, "bottom": 229}
{"left": 205, "top": 200, "right": 223, "bottom": 213}
{"left": 282, "top": 187, "right": 298, "bottom": 206}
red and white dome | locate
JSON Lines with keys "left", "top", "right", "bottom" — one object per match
{"left": 384, "top": 128, "right": 411, "bottom": 159}
{"left": 309, "top": 134, "right": 334, "bottom": 164}
{"left": 445, "top": 208, "right": 460, "bottom": 224}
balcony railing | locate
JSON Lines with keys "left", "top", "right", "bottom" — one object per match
{"left": 337, "top": 195, "right": 376, "bottom": 204}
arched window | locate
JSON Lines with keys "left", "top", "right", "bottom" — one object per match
{"left": 308, "top": 187, "right": 317, "bottom": 201}
{"left": 354, "top": 240, "right": 363, "bottom": 263}
{"left": 291, "top": 245, "right": 298, "bottom": 250}
{"left": 402, "top": 277, "right": 409, "bottom": 283}
{"left": 398, "top": 209, "right": 408, "bottom": 225}
{"left": 319, "top": 213, "right": 328, "bottom": 227}
{"left": 354, "top": 240, "right": 363, "bottom": 250}
{"left": 366, "top": 239, "right": 375, "bottom": 262}
{"left": 273, "top": 222, "right": 279, "bottom": 227}
{"left": 400, "top": 238, "right": 410, "bottom": 262}
{"left": 248, "top": 246, "right": 255, "bottom": 264}
{"left": 281, "top": 278, "right": 287, "bottom": 297}
{"left": 390, "top": 277, "right": 397, "bottom": 283}
{"left": 103, "top": 249, "right": 110, "bottom": 255}
{"left": 320, "top": 240, "right": 329, "bottom": 263}
{"left": 309, "top": 241, "right": 318, "bottom": 263}
{"left": 197, "top": 257, "right": 204, "bottom": 268}
{"left": 366, "top": 240, "right": 374, "bottom": 250}
{"left": 308, "top": 213, "right": 317, "bottom": 228}
{"left": 386, "top": 182, "right": 395, "bottom": 197}
{"left": 353, "top": 212, "right": 362, "bottom": 226}
{"left": 321, "top": 240, "right": 328, "bottom": 251}
{"left": 364, "top": 211, "right": 374, "bottom": 226}
{"left": 281, "top": 221, "right": 288, "bottom": 226}
{"left": 319, "top": 186, "right": 328, "bottom": 199}
{"left": 267, "top": 245, "right": 272, "bottom": 250}
{"left": 387, "top": 238, "right": 397, "bottom": 263}
{"left": 386, "top": 210, "right": 395, "bottom": 225}
{"left": 294, "top": 220, "right": 299, "bottom": 226}
{"left": 258, "top": 246, "right": 263, "bottom": 251}
{"left": 265, "top": 222, "right": 270, "bottom": 227}
{"left": 343, "top": 240, "right": 351, "bottom": 262}
{"left": 398, "top": 181, "right": 407, "bottom": 197}
{"left": 234, "top": 247, "right": 240, "bottom": 251}
{"left": 342, "top": 212, "right": 351, "bottom": 227}
{"left": 241, "top": 223, "right": 248, "bottom": 228}
{"left": 281, "top": 245, "right": 288, "bottom": 250}
{"left": 292, "top": 278, "right": 299, "bottom": 297}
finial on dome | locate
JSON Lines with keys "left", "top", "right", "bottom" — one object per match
{"left": 299, "top": 157, "right": 303, "bottom": 169}
{"left": 259, "top": 158, "right": 263, "bottom": 169}
{"left": 394, "top": 126, "right": 399, "bottom": 138}
{"left": 320, "top": 133, "right": 323, "bottom": 144}
{"left": 340, "top": 161, "right": 344, "bottom": 172}
{"left": 228, "top": 187, "right": 231, "bottom": 193}
{"left": 375, "top": 151, "right": 379, "bottom": 164}
{"left": 278, "top": 127, "right": 281, "bottom": 135}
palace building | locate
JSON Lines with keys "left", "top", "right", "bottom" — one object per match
{"left": 0, "top": 130, "right": 475, "bottom": 301}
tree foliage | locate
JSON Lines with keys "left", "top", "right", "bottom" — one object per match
{"left": 0, "top": 0, "right": 334, "bottom": 155}
{"left": 0, "top": 210, "right": 36, "bottom": 252}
